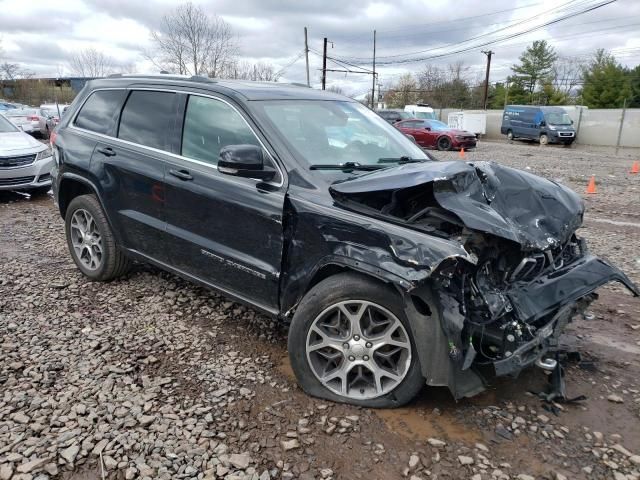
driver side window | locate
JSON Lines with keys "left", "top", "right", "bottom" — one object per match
{"left": 181, "top": 96, "right": 261, "bottom": 166}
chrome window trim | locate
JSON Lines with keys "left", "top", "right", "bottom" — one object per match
{"left": 69, "top": 86, "right": 286, "bottom": 188}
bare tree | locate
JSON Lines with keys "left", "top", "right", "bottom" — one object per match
{"left": 553, "top": 56, "right": 586, "bottom": 98}
{"left": 147, "top": 2, "right": 237, "bottom": 76}
{"left": 0, "top": 62, "right": 34, "bottom": 80}
{"left": 0, "top": 40, "right": 34, "bottom": 80}
{"left": 69, "top": 48, "right": 115, "bottom": 77}
{"left": 327, "top": 85, "right": 344, "bottom": 95}
{"left": 222, "top": 60, "right": 281, "bottom": 81}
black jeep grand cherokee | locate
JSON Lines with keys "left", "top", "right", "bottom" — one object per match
{"left": 51, "top": 75, "right": 638, "bottom": 407}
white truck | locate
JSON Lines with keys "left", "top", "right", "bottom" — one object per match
{"left": 404, "top": 104, "right": 436, "bottom": 120}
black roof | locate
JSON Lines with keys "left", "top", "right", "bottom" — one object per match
{"left": 85, "top": 74, "right": 350, "bottom": 102}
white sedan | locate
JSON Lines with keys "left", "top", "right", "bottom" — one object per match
{"left": 0, "top": 114, "right": 53, "bottom": 194}
{"left": 2, "top": 108, "right": 42, "bottom": 135}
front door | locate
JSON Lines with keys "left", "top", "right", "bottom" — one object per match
{"left": 163, "top": 93, "right": 285, "bottom": 313}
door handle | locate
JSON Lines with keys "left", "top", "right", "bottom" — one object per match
{"left": 169, "top": 169, "right": 193, "bottom": 181}
{"left": 96, "top": 147, "right": 116, "bottom": 157}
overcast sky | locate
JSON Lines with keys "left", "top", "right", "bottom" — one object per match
{"left": 1, "top": 0, "right": 639, "bottom": 96}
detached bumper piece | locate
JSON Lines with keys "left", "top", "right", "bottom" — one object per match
{"left": 494, "top": 255, "right": 638, "bottom": 377}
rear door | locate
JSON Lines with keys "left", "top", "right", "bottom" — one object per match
{"left": 163, "top": 93, "right": 286, "bottom": 313}
{"left": 90, "top": 89, "right": 178, "bottom": 262}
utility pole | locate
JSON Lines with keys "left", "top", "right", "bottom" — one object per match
{"left": 304, "top": 27, "right": 310, "bottom": 87}
{"left": 481, "top": 50, "right": 493, "bottom": 110}
{"left": 371, "top": 30, "right": 376, "bottom": 109}
{"left": 321, "top": 37, "right": 328, "bottom": 90}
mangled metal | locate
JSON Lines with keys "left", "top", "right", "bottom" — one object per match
{"left": 308, "top": 160, "right": 640, "bottom": 398}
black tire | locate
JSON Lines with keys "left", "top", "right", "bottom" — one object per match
{"left": 507, "top": 130, "right": 514, "bottom": 141}
{"left": 288, "top": 272, "right": 424, "bottom": 408}
{"left": 437, "top": 136, "right": 452, "bottom": 151}
{"left": 65, "top": 194, "right": 131, "bottom": 281}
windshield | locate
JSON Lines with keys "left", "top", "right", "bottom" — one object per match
{"left": 428, "top": 120, "right": 449, "bottom": 131}
{"left": 545, "top": 112, "right": 572, "bottom": 125}
{"left": 254, "top": 100, "right": 428, "bottom": 166}
{"left": 0, "top": 114, "right": 19, "bottom": 133}
{"left": 413, "top": 111, "right": 436, "bottom": 120}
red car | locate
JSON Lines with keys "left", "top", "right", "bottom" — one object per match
{"left": 396, "top": 119, "right": 477, "bottom": 151}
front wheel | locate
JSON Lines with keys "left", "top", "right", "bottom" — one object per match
{"left": 437, "top": 136, "right": 452, "bottom": 151}
{"left": 539, "top": 133, "right": 549, "bottom": 145}
{"left": 288, "top": 273, "right": 424, "bottom": 408}
{"left": 507, "top": 130, "right": 514, "bottom": 141}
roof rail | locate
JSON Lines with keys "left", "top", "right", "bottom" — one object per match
{"left": 107, "top": 73, "right": 123, "bottom": 78}
{"left": 289, "top": 82, "right": 311, "bottom": 88}
{"left": 190, "top": 75, "right": 217, "bottom": 83}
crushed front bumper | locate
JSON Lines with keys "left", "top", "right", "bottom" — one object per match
{"left": 494, "top": 254, "right": 638, "bottom": 376}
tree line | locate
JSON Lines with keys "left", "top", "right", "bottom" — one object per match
{"left": 383, "top": 41, "right": 640, "bottom": 110}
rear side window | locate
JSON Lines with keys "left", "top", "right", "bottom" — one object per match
{"left": 118, "top": 91, "right": 175, "bottom": 150}
{"left": 74, "top": 90, "right": 126, "bottom": 135}
{"left": 181, "top": 95, "right": 260, "bottom": 166}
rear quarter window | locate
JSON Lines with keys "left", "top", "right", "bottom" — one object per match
{"left": 74, "top": 90, "right": 126, "bottom": 135}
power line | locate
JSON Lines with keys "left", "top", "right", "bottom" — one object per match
{"left": 338, "top": 0, "right": 585, "bottom": 62}
{"left": 336, "top": 0, "right": 618, "bottom": 66}
{"left": 338, "top": 1, "right": 548, "bottom": 40}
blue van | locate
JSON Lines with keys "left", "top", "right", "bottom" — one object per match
{"left": 501, "top": 105, "right": 576, "bottom": 145}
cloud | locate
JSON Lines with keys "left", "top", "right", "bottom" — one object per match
{"left": 0, "top": 0, "right": 638, "bottom": 92}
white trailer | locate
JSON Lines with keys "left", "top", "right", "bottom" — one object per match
{"left": 448, "top": 112, "right": 487, "bottom": 135}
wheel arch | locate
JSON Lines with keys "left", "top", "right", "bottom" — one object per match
{"left": 282, "top": 258, "right": 417, "bottom": 319}
{"left": 56, "top": 174, "right": 123, "bottom": 246}
{"left": 57, "top": 174, "right": 100, "bottom": 218}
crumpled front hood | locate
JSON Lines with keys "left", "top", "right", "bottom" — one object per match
{"left": 330, "top": 161, "right": 585, "bottom": 251}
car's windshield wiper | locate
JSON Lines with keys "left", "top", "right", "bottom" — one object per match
{"left": 377, "top": 156, "right": 426, "bottom": 164}
{"left": 310, "top": 162, "right": 384, "bottom": 171}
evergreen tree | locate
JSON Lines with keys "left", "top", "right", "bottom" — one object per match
{"left": 512, "top": 40, "right": 558, "bottom": 95}
{"left": 628, "top": 64, "right": 640, "bottom": 108}
{"left": 581, "top": 50, "right": 631, "bottom": 108}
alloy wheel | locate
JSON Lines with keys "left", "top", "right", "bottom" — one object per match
{"left": 305, "top": 300, "right": 412, "bottom": 400}
{"left": 70, "top": 209, "right": 103, "bottom": 271}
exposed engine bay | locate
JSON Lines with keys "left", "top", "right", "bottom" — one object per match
{"left": 329, "top": 160, "right": 639, "bottom": 392}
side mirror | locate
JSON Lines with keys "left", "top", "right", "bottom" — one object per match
{"left": 571, "top": 119, "right": 574, "bottom": 124}
{"left": 217, "top": 144, "right": 275, "bottom": 181}
{"left": 425, "top": 127, "right": 431, "bottom": 131}
{"left": 540, "top": 121, "right": 546, "bottom": 127}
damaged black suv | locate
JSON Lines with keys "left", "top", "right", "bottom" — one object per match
{"left": 52, "top": 75, "right": 638, "bottom": 407}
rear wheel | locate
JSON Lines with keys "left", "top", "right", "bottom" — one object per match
{"left": 539, "top": 133, "right": 549, "bottom": 145}
{"left": 288, "top": 273, "right": 424, "bottom": 408}
{"left": 65, "top": 194, "right": 131, "bottom": 281}
{"left": 437, "top": 136, "right": 452, "bottom": 151}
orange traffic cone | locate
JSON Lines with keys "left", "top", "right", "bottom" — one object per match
{"left": 630, "top": 161, "right": 639, "bottom": 174}
{"left": 459, "top": 147, "right": 465, "bottom": 159}
{"left": 586, "top": 175, "right": 597, "bottom": 194}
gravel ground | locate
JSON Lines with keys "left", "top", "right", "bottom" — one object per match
{"left": 1, "top": 140, "right": 639, "bottom": 480}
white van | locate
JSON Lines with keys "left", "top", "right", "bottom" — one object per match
{"left": 404, "top": 103, "right": 436, "bottom": 120}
